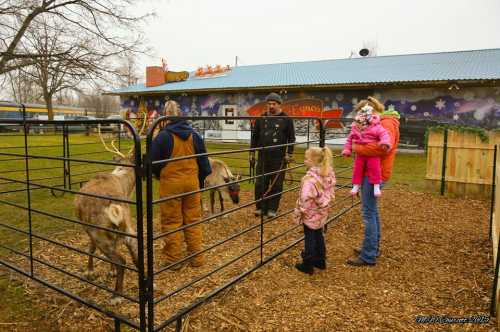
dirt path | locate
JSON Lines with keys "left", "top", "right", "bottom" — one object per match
{"left": 188, "top": 187, "right": 496, "bottom": 332}
{"left": 0, "top": 187, "right": 497, "bottom": 331}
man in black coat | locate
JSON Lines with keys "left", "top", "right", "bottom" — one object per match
{"left": 250, "top": 92, "right": 296, "bottom": 218}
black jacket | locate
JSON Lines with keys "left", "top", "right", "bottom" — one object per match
{"left": 250, "top": 111, "right": 295, "bottom": 156}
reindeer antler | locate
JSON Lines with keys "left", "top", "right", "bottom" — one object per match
{"left": 138, "top": 113, "right": 148, "bottom": 136}
{"left": 98, "top": 125, "right": 126, "bottom": 158}
{"left": 111, "top": 139, "right": 135, "bottom": 158}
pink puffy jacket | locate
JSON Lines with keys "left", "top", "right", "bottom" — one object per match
{"left": 293, "top": 166, "right": 336, "bottom": 230}
{"left": 342, "top": 115, "right": 391, "bottom": 156}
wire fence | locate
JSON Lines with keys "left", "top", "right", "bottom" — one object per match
{"left": 0, "top": 113, "right": 357, "bottom": 331}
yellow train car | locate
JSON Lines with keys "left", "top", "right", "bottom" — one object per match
{"left": 0, "top": 102, "right": 96, "bottom": 119}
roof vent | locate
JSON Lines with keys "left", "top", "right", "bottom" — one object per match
{"left": 349, "top": 42, "right": 378, "bottom": 58}
{"left": 359, "top": 48, "right": 370, "bottom": 57}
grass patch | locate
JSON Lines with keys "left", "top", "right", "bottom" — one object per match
{"left": 0, "top": 275, "right": 58, "bottom": 330}
{"left": 391, "top": 152, "right": 427, "bottom": 191}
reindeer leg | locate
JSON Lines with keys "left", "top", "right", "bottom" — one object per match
{"left": 101, "top": 247, "right": 126, "bottom": 305}
{"left": 108, "top": 265, "right": 117, "bottom": 278}
{"left": 107, "top": 237, "right": 120, "bottom": 278}
{"left": 202, "top": 196, "right": 208, "bottom": 213}
{"left": 219, "top": 190, "right": 227, "bottom": 218}
{"left": 124, "top": 226, "right": 139, "bottom": 269}
{"left": 210, "top": 190, "right": 215, "bottom": 214}
{"left": 85, "top": 237, "right": 97, "bottom": 280}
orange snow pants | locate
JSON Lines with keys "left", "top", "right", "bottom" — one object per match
{"left": 159, "top": 133, "right": 204, "bottom": 267}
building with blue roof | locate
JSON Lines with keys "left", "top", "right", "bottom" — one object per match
{"left": 110, "top": 48, "right": 500, "bottom": 145}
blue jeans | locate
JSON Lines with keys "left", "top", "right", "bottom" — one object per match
{"left": 359, "top": 176, "right": 383, "bottom": 264}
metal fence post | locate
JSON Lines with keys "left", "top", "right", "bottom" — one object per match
{"left": 440, "top": 129, "right": 448, "bottom": 196}
{"left": 23, "top": 111, "right": 34, "bottom": 277}
{"left": 135, "top": 147, "right": 148, "bottom": 332}
{"left": 175, "top": 317, "right": 183, "bottom": 332}
{"left": 306, "top": 119, "right": 310, "bottom": 149}
{"left": 62, "top": 125, "right": 68, "bottom": 190}
{"left": 249, "top": 121, "right": 255, "bottom": 184}
{"left": 260, "top": 152, "right": 265, "bottom": 265}
{"left": 64, "top": 125, "right": 72, "bottom": 190}
{"left": 490, "top": 145, "right": 498, "bottom": 241}
{"left": 319, "top": 119, "right": 325, "bottom": 148}
{"left": 118, "top": 124, "right": 122, "bottom": 151}
{"left": 145, "top": 124, "right": 156, "bottom": 332}
{"left": 21, "top": 103, "right": 27, "bottom": 121}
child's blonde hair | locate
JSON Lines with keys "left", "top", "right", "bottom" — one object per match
{"left": 306, "top": 146, "right": 333, "bottom": 177}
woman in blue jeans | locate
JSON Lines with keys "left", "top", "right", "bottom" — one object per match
{"left": 355, "top": 176, "right": 383, "bottom": 265}
{"left": 346, "top": 98, "right": 400, "bottom": 266}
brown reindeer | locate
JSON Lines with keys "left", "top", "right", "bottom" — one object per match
{"left": 204, "top": 158, "right": 241, "bottom": 215}
{"left": 74, "top": 127, "right": 140, "bottom": 305}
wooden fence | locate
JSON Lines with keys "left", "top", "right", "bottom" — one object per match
{"left": 425, "top": 130, "right": 499, "bottom": 198}
{"left": 426, "top": 128, "right": 500, "bottom": 325}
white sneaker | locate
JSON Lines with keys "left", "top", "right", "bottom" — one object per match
{"left": 266, "top": 210, "right": 277, "bottom": 218}
{"left": 374, "top": 184, "right": 382, "bottom": 197}
{"left": 350, "top": 185, "right": 360, "bottom": 196}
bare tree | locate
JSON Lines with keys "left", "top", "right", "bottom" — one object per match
{"left": 22, "top": 18, "right": 89, "bottom": 119}
{"left": 5, "top": 67, "right": 43, "bottom": 103}
{"left": 0, "top": 0, "right": 152, "bottom": 75}
{"left": 55, "top": 88, "right": 76, "bottom": 106}
{"left": 78, "top": 91, "right": 119, "bottom": 118}
{"left": 116, "top": 52, "right": 142, "bottom": 88}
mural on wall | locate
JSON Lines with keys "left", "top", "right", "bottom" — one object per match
{"left": 246, "top": 98, "right": 344, "bottom": 128}
{"left": 120, "top": 86, "right": 500, "bottom": 129}
{"left": 375, "top": 87, "right": 500, "bottom": 129}
{"left": 120, "top": 90, "right": 368, "bottom": 132}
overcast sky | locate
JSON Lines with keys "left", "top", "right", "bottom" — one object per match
{"left": 3, "top": 1, "right": 497, "bottom": 101}
{"left": 134, "top": 0, "right": 500, "bottom": 73}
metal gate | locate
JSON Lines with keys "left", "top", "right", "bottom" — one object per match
{"left": 0, "top": 111, "right": 358, "bottom": 331}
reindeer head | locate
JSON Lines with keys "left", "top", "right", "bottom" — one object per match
{"left": 224, "top": 174, "right": 241, "bottom": 204}
{"left": 98, "top": 115, "right": 147, "bottom": 171}
{"left": 98, "top": 125, "right": 140, "bottom": 196}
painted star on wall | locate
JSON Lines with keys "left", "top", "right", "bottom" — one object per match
{"left": 435, "top": 99, "right": 446, "bottom": 110}
{"left": 453, "top": 114, "right": 459, "bottom": 121}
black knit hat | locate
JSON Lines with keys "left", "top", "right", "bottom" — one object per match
{"left": 265, "top": 92, "right": 283, "bottom": 104}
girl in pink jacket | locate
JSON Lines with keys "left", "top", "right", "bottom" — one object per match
{"left": 293, "top": 147, "right": 336, "bottom": 275}
{"left": 342, "top": 105, "right": 391, "bottom": 197}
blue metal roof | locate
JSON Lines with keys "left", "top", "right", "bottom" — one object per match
{"left": 111, "top": 48, "right": 500, "bottom": 95}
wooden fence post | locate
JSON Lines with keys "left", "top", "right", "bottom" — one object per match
{"left": 440, "top": 129, "right": 448, "bottom": 196}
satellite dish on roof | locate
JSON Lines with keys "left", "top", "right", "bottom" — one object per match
{"left": 359, "top": 48, "right": 370, "bottom": 57}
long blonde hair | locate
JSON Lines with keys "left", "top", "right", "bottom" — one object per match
{"left": 306, "top": 146, "right": 333, "bottom": 177}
